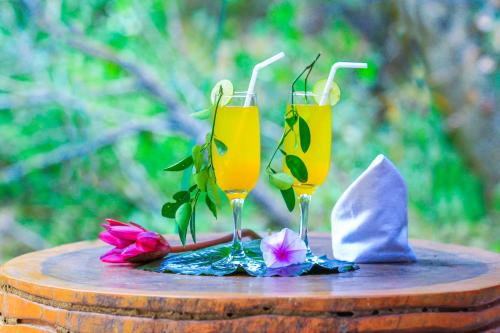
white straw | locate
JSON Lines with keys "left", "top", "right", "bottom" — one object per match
{"left": 244, "top": 52, "right": 286, "bottom": 106}
{"left": 319, "top": 62, "right": 368, "bottom": 105}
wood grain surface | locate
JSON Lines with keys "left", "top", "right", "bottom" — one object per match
{"left": 1, "top": 233, "right": 499, "bottom": 333}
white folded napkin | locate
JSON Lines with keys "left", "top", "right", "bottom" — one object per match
{"left": 331, "top": 154, "right": 416, "bottom": 263}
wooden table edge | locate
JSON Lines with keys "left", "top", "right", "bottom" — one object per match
{"left": 1, "top": 237, "right": 499, "bottom": 314}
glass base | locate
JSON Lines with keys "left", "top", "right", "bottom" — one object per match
{"left": 304, "top": 247, "right": 329, "bottom": 265}
{"left": 211, "top": 230, "right": 266, "bottom": 273}
{"left": 211, "top": 252, "right": 266, "bottom": 273}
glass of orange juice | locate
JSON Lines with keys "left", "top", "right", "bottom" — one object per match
{"left": 211, "top": 92, "right": 265, "bottom": 270}
{"left": 283, "top": 91, "right": 332, "bottom": 261}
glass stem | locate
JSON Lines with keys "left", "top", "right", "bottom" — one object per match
{"left": 299, "top": 194, "right": 312, "bottom": 255}
{"left": 230, "top": 198, "right": 245, "bottom": 259}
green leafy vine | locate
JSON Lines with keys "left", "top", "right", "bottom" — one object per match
{"left": 162, "top": 88, "right": 226, "bottom": 246}
{"left": 265, "top": 54, "right": 321, "bottom": 211}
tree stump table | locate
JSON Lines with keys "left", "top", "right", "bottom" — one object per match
{"left": 0, "top": 234, "right": 499, "bottom": 333}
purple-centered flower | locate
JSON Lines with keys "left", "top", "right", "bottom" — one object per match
{"left": 260, "top": 228, "right": 307, "bottom": 268}
{"left": 99, "top": 219, "right": 170, "bottom": 264}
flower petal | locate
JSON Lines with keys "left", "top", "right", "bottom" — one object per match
{"left": 98, "top": 231, "right": 133, "bottom": 248}
{"left": 157, "top": 235, "right": 171, "bottom": 252}
{"left": 126, "top": 250, "right": 168, "bottom": 263}
{"left": 135, "top": 232, "right": 171, "bottom": 254}
{"left": 99, "top": 219, "right": 168, "bottom": 264}
{"left": 129, "top": 222, "right": 146, "bottom": 231}
{"left": 269, "top": 248, "right": 306, "bottom": 268}
{"left": 120, "top": 243, "right": 145, "bottom": 260}
{"left": 105, "top": 218, "right": 129, "bottom": 227}
{"left": 136, "top": 232, "right": 161, "bottom": 252}
{"left": 122, "top": 238, "right": 170, "bottom": 263}
{"left": 260, "top": 228, "right": 307, "bottom": 268}
{"left": 100, "top": 248, "right": 126, "bottom": 263}
{"left": 107, "top": 225, "right": 143, "bottom": 241}
{"left": 261, "top": 239, "right": 280, "bottom": 267}
{"left": 282, "top": 228, "right": 308, "bottom": 251}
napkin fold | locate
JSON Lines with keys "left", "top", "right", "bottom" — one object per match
{"left": 331, "top": 154, "right": 416, "bottom": 263}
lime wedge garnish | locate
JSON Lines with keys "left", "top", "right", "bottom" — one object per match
{"left": 210, "top": 79, "right": 234, "bottom": 106}
{"left": 312, "top": 79, "right": 341, "bottom": 106}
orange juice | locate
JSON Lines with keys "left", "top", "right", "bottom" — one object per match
{"left": 283, "top": 104, "right": 332, "bottom": 195}
{"left": 212, "top": 105, "right": 260, "bottom": 200}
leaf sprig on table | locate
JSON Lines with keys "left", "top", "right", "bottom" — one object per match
{"left": 265, "top": 54, "right": 321, "bottom": 211}
{"left": 162, "top": 88, "right": 226, "bottom": 246}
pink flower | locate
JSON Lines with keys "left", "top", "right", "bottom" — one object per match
{"left": 260, "top": 228, "right": 307, "bottom": 268}
{"left": 99, "top": 219, "right": 170, "bottom": 263}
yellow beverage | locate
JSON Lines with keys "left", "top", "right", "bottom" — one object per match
{"left": 283, "top": 104, "right": 332, "bottom": 195}
{"left": 212, "top": 105, "right": 260, "bottom": 200}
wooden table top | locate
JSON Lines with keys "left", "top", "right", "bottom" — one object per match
{"left": 1, "top": 233, "right": 499, "bottom": 333}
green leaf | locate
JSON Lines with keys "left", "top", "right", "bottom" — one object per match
{"left": 190, "top": 108, "right": 211, "bottom": 120}
{"left": 205, "top": 194, "right": 217, "bottom": 219}
{"left": 269, "top": 172, "right": 295, "bottom": 190}
{"left": 192, "top": 145, "right": 204, "bottom": 171}
{"left": 280, "top": 187, "right": 296, "bottom": 212}
{"left": 205, "top": 132, "right": 212, "bottom": 145}
{"left": 164, "top": 156, "right": 193, "bottom": 171}
{"left": 285, "top": 155, "right": 308, "bottom": 182}
{"left": 214, "top": 138, "right": 227, "bottom": 156}
{"left": 175, "top": 202, "right": 191, "bottom": 246}
{"left": 173, "top": 190, "right": 190, "bottom": 203}
{"left": 207, "top": 177, "right": 222, "bottom": 207}
{"left": 189, "top": 205, "right": 196, "bottom": 243}
{"left": 194, "top": 169, "right": 208, "bottom": 191}
{"left": 139, "top": 239, "right": 359, "bottom": 275}
{"left": 298, "top": 117, "right": 311, "bottom": 153}
{"left": 285, "top": 114, "right": 298, "bottom": 127}
{"left": 161, "top": 202, "right": 180, "bottom": 218}
{"left": 208, "top": 166, "right": 216, "bottom": 179}
{"left": 140, "top": 241, "right": 263, "bottom": 274}
{"left": 188, "top": 184, "right": 198, "bottom": 192}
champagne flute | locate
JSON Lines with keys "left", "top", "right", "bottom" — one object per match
{"left": 283, "top": 91, "right": 332, "bottom": 261}
{"left": 211, "top": 92, "right": 265, "bottom": 271}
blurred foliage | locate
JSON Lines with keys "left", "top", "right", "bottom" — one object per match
{"left": 0, "top": 0, "right": 498, "bottom": 262}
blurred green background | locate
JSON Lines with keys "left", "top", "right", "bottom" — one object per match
{"left": 0, "top": 0, "right": 499, "bottom": 262}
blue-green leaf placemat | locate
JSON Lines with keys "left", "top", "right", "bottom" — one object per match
{"left": 138, "top": 240, "right": 358, "bottom": 277}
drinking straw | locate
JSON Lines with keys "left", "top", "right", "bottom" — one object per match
{"left": 319, "top": 62, "right": 368, "bottom": 105}
{"left": 244, "top": 52, "right": 286, "bottom": 106}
